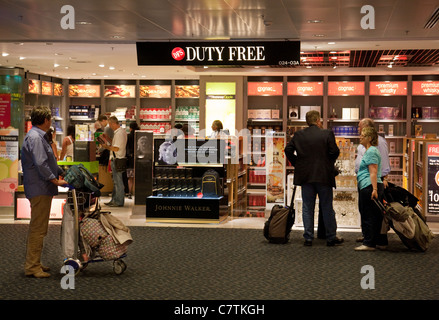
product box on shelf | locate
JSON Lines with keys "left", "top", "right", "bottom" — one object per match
{"left": 369, "top": 106, "right": 402, "bottom": 119}
{"left": 299, "top": 106, "right": 320, "bottom": 120}
{"left": 271, "top": 109, "right": 280, "bottom": 119}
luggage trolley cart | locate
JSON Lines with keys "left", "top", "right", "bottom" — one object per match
{"left": 62, "top": 188, "right": 127, "bottom": 275}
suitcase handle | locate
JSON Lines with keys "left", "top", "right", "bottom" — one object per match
{"left": 373, "top": 199, "right": 386, "bottom": 215}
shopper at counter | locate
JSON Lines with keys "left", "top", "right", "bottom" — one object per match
{"left": 209, "top": 120, "right": 228, "bottom": 138}
{"left": 355, "top": 126, "right": 387, "bottom": 251}
{"left": 59, "top": 125, "right": 75, "bottom": 161}
{"left": 21, "top": 106, "right": 67, "bottom": 278}
{"left": 100, "top": 116, "right": 127, "bottom": 207}
{"left": 284, "top": 110, "right": 342, "bottom": 247}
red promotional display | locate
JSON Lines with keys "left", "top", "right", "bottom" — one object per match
{"left": 0, "top": 94, "right": 11, "bottom": 128}
{"left": 370, "top": 81, "right": 407, "bottom": 95}
{"left": 287, "top": 82, "right": 323, "bottom": 96}
{"left": 328, "top": 82, "right": 364, "bottom": 96}
{"left": 41, "top": 81, "right": 53, "bottom": 95}
{"left": 412, "top": 81, "right": 439, "bottom": 95}
{"left": 248, "top": 82, "right": 283, "bottom": 96}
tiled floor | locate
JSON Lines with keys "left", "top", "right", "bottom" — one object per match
{"left": 3, "top": 195, "right": 439, "bottom": 234}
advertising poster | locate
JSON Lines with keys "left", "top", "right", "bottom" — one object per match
{"left": 139, "top": 85, "right": 171, "bottom": 98}
{"left": 266, "top": 132, "right": 286, "bottom": 208}
{"left": 0, "top": 129, "right": 19, "bottom": 206}
{"left": 427, "top": 143, "right": 439, "bottom": 214}
{"left": 41, "top": 81, "right": 53, "bottom": 95}
{"left": 69, "top": 84, "right": 100, "bottom": 97}
{"left": 0, "top": 94, "right": 11, "bottom": 128}
{"left": 104, "top": 85, "right": 136, "bottom": 98}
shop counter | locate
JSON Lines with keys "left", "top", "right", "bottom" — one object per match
{"left": 146, "top": 196, "right": 228, "bottom": 223}
{"left": 14, "top": 188, "right": 68, "bottom": 220}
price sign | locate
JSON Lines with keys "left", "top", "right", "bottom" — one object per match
{"left": 427, "top": 143, "right": 439, "bottom": 214}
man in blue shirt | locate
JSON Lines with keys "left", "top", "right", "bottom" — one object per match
{"left": 21, "top": 106, "right": 67, "bottom": 278}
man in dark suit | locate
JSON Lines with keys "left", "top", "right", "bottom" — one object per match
{"left": 285, "top": 110, "right": 343, "bottom": 246}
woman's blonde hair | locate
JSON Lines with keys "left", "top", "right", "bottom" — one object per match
{"left": 361, "top": 127, "right": 378, "bottom": 146}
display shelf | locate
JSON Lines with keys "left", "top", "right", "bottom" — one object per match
{"left": 411, "top": 76, "right": 439, "bottom": 139}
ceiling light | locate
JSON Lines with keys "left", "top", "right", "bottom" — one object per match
{"left": 306, "top": 66, "right": 312, "bottom": 69}
{"left": 307, "top": 19, "right": 323, "bottom": 24}
{"left": 330, "top": 51, "right": 337, "bottom": 54}
{"left": 2, "top": 53, "right": 9, "bottom": 57}
{"left": 387, "top": 64, "right": 393, "bottom": 68}
{"left": 203, "top": 66, "right": 209, "bottom": 69}
{"left": 328, "top": 42, "right": 336, "bottom": 45}
{"left": 331, "top": 56, "right": 337, "bottom": 60}
{"left": 99, "top": 64, "right": 105, "bottom": 68}
{"left": 19, "top": 56, "right": 26, "bottom": 60}
{"left": 76, "top": 21, "right": 92, "bottom": 25}
{"left": 313, "top": 34, "right": 326, "bottom": 37}
{"left": 111, "top": 35, "right": 125, "bottom": 39}
{"left": 54, "top": 63, "right": 60, "bottom": 67}
{"left": 109, "top": 66, "right": 115, "bottom": 70}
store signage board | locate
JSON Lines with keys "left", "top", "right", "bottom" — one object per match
{"left": 413, "top": 81, "right": 439, "bottom": 95}
{"left": 427, "top": 143, "right": 439, "bottom": 214}
{"left": 140, "top": 85, "right": 171, "bottom": 98}
{"left": 328, "top": 82, "right": 365, "bottom": 96}
{"left": 54, "top": 83, "right": 63, "bottom": 96}
{"left": 137, "top": 41, "right": 300, "bottom": 66}
{"left": 248, "top": 82, "right": 283, "bottom": 96}
{"left": 28, "top": 80, "right": 40, "bottom": 94}
{"left": 104, "top": 85, "right": 136, "bottom": 98}
{"left": 69, "top": 85, "right": 100, "bottom": 98}
{"left": 288, "top": 82, "right": 323, "bottom": 96}
{"left": 41, "top": 81, "right": 53, "bottom": 95}
{"left": 370, "top": 81, "right": 407, "bottom": 95}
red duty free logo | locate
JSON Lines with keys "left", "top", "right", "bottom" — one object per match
{"left": 171, "top": 47, "right": 185, "bottom": 61}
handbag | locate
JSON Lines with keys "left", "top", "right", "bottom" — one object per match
{"left": 113, "top": 151, "right": 127, "bottom": 172}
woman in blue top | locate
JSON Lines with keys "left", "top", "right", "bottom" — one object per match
{"left": 355, "top": 127, "right": 388, "bottom": 251}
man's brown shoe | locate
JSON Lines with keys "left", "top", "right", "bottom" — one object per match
{"left": 41, "top": 266, "right": 50, "bottom": 272}
{"left": 26, "top": 271, "right": 51, "bottom": 278}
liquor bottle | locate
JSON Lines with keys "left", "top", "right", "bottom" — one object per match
{"left": 267, "top": 152, "right": 284, "bottom": 196}
{"left": 330, "top": 107, "right": 338, "bottom": 119}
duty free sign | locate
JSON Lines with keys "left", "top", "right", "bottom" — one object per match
{"left": 136, "top": 41, "right": 300, "bottom": 67}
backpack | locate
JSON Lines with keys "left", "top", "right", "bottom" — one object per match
{"left": 201, "top": 169, "right": 221, "bottom": 197}
{"left": 264, "top": 186, "right": 296, "bottom": 244}
{"left": 64, "top": 164, "right": 104, "bottom": 196}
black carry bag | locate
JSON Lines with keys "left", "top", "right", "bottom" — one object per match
{"left": 113, "top": 152, "right": 127, "bottom": 172}
{"left": 201, "top": 169, "right": 221, "bottom": 197}
{"left": 264, "top": 186, "right": 296, "bottom": 244}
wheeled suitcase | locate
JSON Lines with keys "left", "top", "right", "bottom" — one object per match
{"left": 264, "top": 186, "right": 296, "bottom": 244}
{"left": 374, "top": 199, "right": 435, "bottom": 252}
